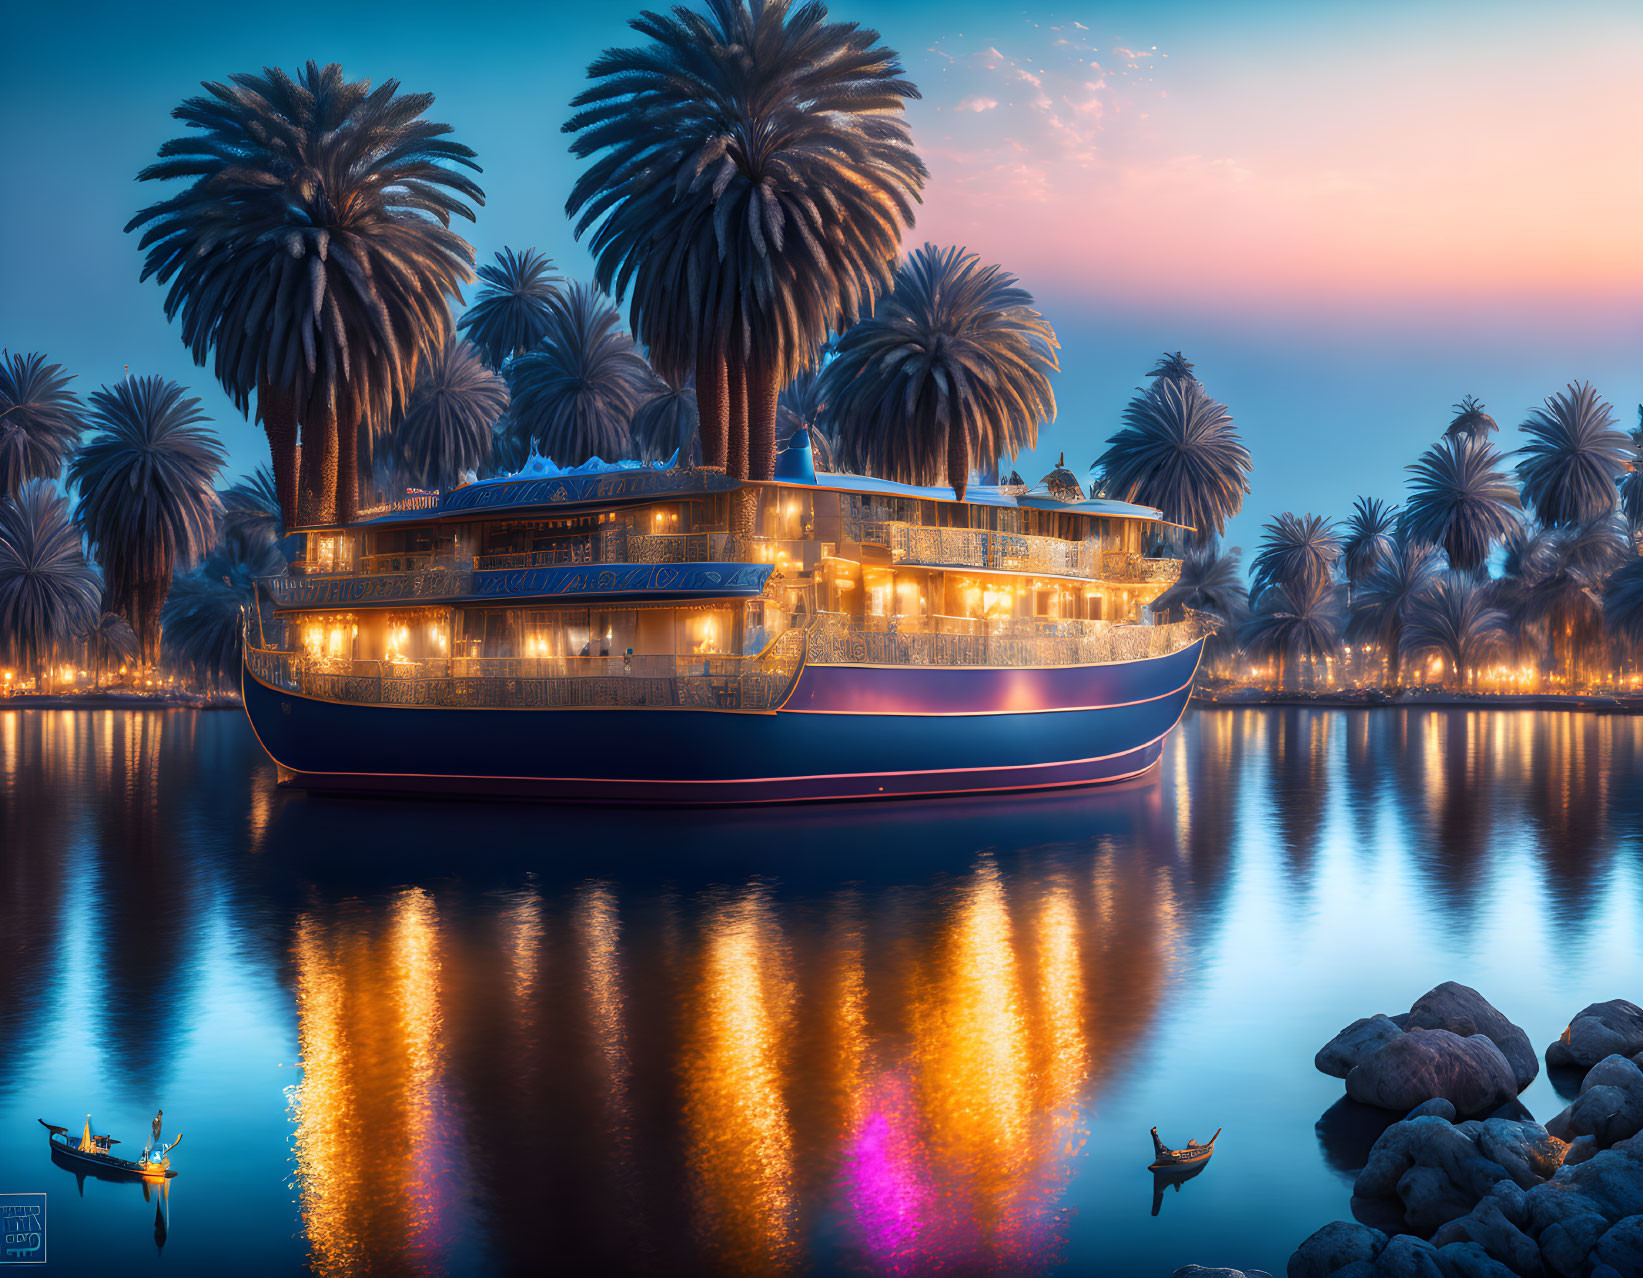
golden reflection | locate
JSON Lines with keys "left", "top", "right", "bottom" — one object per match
{"left": 682, "top": 886, "right": 796, "bottom": 1273}
{"left": 390, "top": 889, "right": 445, "bottom": 1258}
{"left": 575, "top": 882, "right": 631, "bottom": 1141}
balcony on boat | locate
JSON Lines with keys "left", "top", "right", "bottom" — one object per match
{"left": 244, "top": 610, "right": 1209, "bottom": 713}
{"left": 840, "top": 520, "right": 1181, "bottom": 586}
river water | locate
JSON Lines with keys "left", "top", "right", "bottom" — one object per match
{"left": 2, "top": 707, "right": 1640, "bottom": 1276}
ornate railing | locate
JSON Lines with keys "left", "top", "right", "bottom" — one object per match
{"left": 841, "top": 521, "right": 1180, "bottom": 586}
{"left": 355, "top": 491, "right": 440, "bottom": 520}
{"left": 244, "top": 626, "right": 809, "bottom": 712}
{"left": 627, "top": 532, "right": 736, "bottom": 564}
{"left": 356, "top": 552, "right": 461, "bottom": 575}
{"left": 805, "top": 611, "right": 1205, "bottom": 667}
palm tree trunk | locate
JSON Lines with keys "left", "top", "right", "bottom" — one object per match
{"left": 336, "top": 408, "right": 361, "bottom": 526}
{"left": 259, "top": 378, "right": 300, "bottom": 530}
{"left": 947, "top": 417, "right": 971, "bottom": 501}
{"left": 138, "top": 568, "right": 170, "bottom": 666}
{"left": 296, "top": 402, "right": 338, "bottom": 528}
{"left": 726, "top": 354, "right": 748, "bottom": 481}
{"left": 695, "top": 344, "right": 728, "bottom": 470}
{"left": 746, "top": 353, "right": 778, "bottom": 482}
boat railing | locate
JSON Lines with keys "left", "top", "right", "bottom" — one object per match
{"left": 840, "top": 520, "right": 1181, "bottom": 586}
{"left": 805, "top": 611, "right": 1205, "bottom": 667}
{"left": 243, "top": 625, "right": 810, "bottom": 712}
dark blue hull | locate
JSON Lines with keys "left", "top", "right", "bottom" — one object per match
{"left": 243, "top": 640, "right": 1202, "bottom": 805}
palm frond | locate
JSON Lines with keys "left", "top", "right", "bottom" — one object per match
{"left": 0, "top": 481, "right": 101, "bottom": 676}
{"left": 1515, "top": 382, "right": 1628, "bottom": 528}
{"left": 822, "top": 244, "right": 1057, "bottom": 500}
{"left": 457, "top": 247, "right": 565, "bottom": 370}
{"left": 1400, "top": 435, "right": 1521, "bottom": 574}
{"left": 394, "top": 338, "right": 509, "bottom": 489}
{"left": 0, "top": 351, "right": 86, "bottom": 501}
{"left": 1250, "top": 512, "right": 1340, "bottom": 596}
{"left": 1094, "top": 377, "right": 1250, "bottom": 546}
{"left": 1341, "top": 496, "right": 1398, "bottom": 585}
{"left": 1398, "top": 571, "right": 1509, "bottom": 683}
{"left": 1444, "top": 394, "right": 1497, "bottom": 442}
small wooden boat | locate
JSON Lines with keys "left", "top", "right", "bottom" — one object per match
{"left": 40, "top": 1118, "right": 180, "bottom": 1180}
{"left": 1149, "top": 1125, "right": 1220, "bottom": 1170}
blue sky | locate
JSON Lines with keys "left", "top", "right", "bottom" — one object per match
{"left": 3, "top": 0, "right": 1639, "bottom": 559}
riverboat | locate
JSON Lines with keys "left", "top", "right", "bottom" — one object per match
{"left": 242, "top": 436, "right": 1208, "bottom": 804}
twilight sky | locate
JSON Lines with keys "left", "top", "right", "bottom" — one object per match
{"left": 3, "top": 0, "right": 1639, "bottom": 557}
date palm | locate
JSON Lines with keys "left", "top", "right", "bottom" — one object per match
{"left": 1239, "top": 574, "right": 1340, "bottom": 691}
{"left": 221, "top": 466, "right": 284, "bottom": 561}
{"left": 162, "top": 538, "right": 285, "bottom": 691}
{"left": 564, "top": 0, "right": 927, "bottom": 485}
{"left": 508, "top": 285, "right": 660, "bottom": 466}
{"left": 822, "top": 245, "right": 1057, "bottom": 500}
{"left": 1346, "top": 536, "right": 1442, "bottom": 686}
{"left": 1399, "top": 572, "right": 1508, "bottom": 691}
{"left": 777, "top": 362, "right": 836, "bottom": 472}
{"left": 457, "top": 247, "right": 564, "bottom": 370}
{"left": 1341, "top": 497, "right": 1398, "bottom": 595}
{"left": 1095, "top": 376, "right": 1251, "bottom": 547}
{"left": 127, "top": 61, "right": 484, "bottom": 527}
{"left": 1401, "top": 435, "right": 1520, "bottom": 575}
{"left": 1444, "top": 395, "right": 1497, "bottom": 442}
{"left": 86, "top": 611, "right": 139, "bottom": 689}
{"left": 1604, "top": 555, "right": 1643, "bottom": 646}
{"left": 0, "top": 481, "right": 101, "bottom": 687}
{"left": 1146, "top": 351, "right": 1196, "bottom": 387}
{"left": 394, "top": 338, "right": 509, "bottom": 489}
{"left": 1154, "top": 542, "right": 1248, "bottom": 670}
{"left": 1514, "top": 520, "right": 1626, "bottom": 687}
{"left": 1616, "top": 405, "right": 1642, "bottom": 542}
{"left": 0, "top": 352, "right": 85, "bottom": 501}
{"left": 631, "top": 381, "right": 702, "bottom": 465}
{"left": 1516, "top": 382, "right": 1629, "bottom": 528}
{"left": 68, "top": 377, "right": 225, "bottom": 664}
{"left": 1250, "top": 512, "right": 1340, "bottom": 597}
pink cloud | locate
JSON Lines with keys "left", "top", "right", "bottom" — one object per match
{"left": 957, "top": 96, "right": 999, "bottom": 113}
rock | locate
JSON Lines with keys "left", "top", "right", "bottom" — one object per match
{"left": 1429, "top": 1197, "right": 1543, "bottom": 1274}
{"left": 1562, "top": 1135, "right": 1599, "bottom": 1167}
{"left": 1544, "top": 1055, "right": 1643, "bottom": 1149}
{"left": 1346, "top": 1030, "right": 1519, "bottom": 1116}
{"left": 1286, "top": 1220, "right": 1387, "bottom": 1278}
{"left": 1546, "top": 1000, "right": 1643, "bottom": 1071}
{"left": 1405, "top": 983, "right": 1538, "bottom": 1092}
{"left": 1536, "top": 1211, "right": 1609, "bottom": 1276}
{"left": 1428, "top": 1241, "right": 1523, "bottom": 1276}
{"left": 1319, "top": 1015, "right": 1407, "bottom": 1079}
{"left": 1368, "top": 1234, "right": 1445, "bottom": 1277}
{"left": 1592, "top": 1215, "right": 1643, "bottom": 1275}
{"left": 1471, "top": 1119, "right": 1567, "bottom": 1188}
{"left": 1406, "top": 1099, "right": 1458, "bottom": 1122}
{"left": 1355, "top": 1118, "right": 1513, "bottom": 1233}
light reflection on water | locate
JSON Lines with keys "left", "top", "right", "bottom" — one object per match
{"left": 0, "top": 706, "right": 1640, "bottom": 1275}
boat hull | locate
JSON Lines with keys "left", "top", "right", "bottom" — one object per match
{"left": 243, "top": 639, "right": 1202, "bottom": 805}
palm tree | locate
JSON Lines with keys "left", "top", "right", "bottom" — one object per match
{"left": 1401, "top": 435, "right": 1520, "bottom": 575}
{"left": 220, "top": 466, "right": 284, "bottom": 561}
{"left": 822, "top": 245, "right": 1058, "bottom": 500}
{"left": 85, "top": 611, "right": 139, "bottom": 689}
{"left": 457, "top": 247, "right": 564, "bottom": 370}
{"left": 563, "top": 0, "right": 927, "bottom": 487}
{"left": 1346, "top": 537, "right": 1442, "bottom": 686}
{"left": 1616, "top": 407, "right": 1642, "bottom": 543}
{"left": 394, "top": 338, "right": 509, "bottom": 490}
{"left": 1513, "top": 520, "right": 1626, "bottom": 688}
{"left": 1146, "top": 351, "right": 1196, "bottom": 386}
{"left": 508, "top": 284, "right": 661, "bottom": 466}
{"left": 631, "top": 381, "right": 701, "bottom": 465}
{"left": 1239, "top": 574, "right": 1340, "bottom": 691}
{"left": 162, "top": 538, "right": 285, "bottom": 691}
{"left": 127, "top": 61, "right": 484, "bottom": 528}
{"left": 1603, "top": 555, "right": 1643, "bottom": 646}
{"left": 1153, "top": 542, "right": 1248, "bottom": 671}
{"left": 1444, "top": 395, "right": 1497, "bottom": 442}
{"left": 1250, "top": 513, "right": 1340, "bottom": 597}
{"left": 1516, "top": 382, "right": 1629, "bottom": 529}
{"left": 776, "top": 362, "right": 836, "bottom": 472}
{"left": 1399, "top": 572, "right": 1508, "bottom": 690}
{"left": 0, "top": 351, "right": 85, "bottom": 501}
{"left": 68, "top": 376, "right": 225, "bottom": 663}
{"left": 0, "top": 481, "right": 101, "bottom": 688}
{"left": 1341, "top": 497, "right": 1398, "bottom": 596}
{"left": 1094, "top": 377, "right": 1251, "bottom": 547}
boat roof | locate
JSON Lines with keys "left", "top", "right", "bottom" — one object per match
{"left": 304, "top": 451, "right": 1174, "bottom": 530}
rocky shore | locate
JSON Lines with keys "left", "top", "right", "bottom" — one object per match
{"left": 1175, "top": 990, "right": 1643, "bottom": 1278}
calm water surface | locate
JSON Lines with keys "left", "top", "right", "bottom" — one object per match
{"left": 2, "top": 707, "right": 1641, "bottom": 1276}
